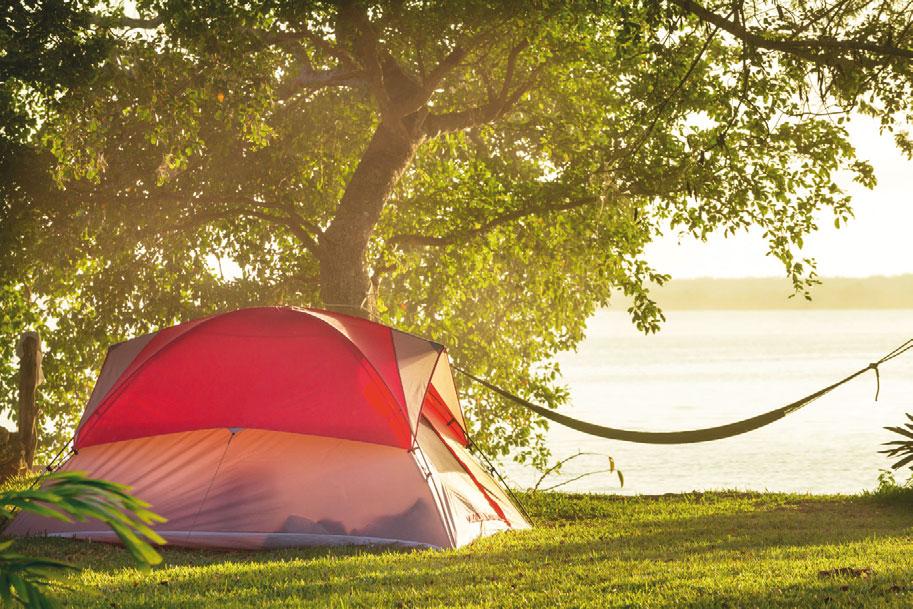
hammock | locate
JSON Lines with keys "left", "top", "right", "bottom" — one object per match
{"left": 456, "top": 338, "right": 913, "bottom": 445}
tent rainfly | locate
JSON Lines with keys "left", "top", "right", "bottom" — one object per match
{"left": 8, "top": 307, "right": 530, "bottom": 549}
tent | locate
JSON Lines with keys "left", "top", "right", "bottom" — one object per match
{"left": 8, "top": 307, "right": 530, "bottom": 549}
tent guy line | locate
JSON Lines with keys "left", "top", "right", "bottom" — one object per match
{"left": 454, "top": 338, "right": 913, "bottom": 445}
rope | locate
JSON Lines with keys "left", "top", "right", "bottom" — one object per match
{"left": 22, "top": 436, "right": 75, "bottom": 493}
{"left": 43, "top": 436, "right": 74, "bottom": 473}
{"left": 467, "top": 439, "right": 534, "bottom": 525}
{"left": 455, "top": 338, "right": 913, "bottom": 445}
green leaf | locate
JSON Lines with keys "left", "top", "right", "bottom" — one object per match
{"left": 892, "top": 453, "right": 913, "bottom": 470}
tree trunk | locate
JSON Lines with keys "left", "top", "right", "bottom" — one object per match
{"left": 17, "top": 331, "right": 40, "bottom": 468}
{"left": 319, "top": 121, "right": 420, "bottom": 318}
{"left": 0, "top": 331, "right": 41, "bottom": 481}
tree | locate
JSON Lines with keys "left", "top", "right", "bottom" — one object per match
{"left": 3, "top": 0, "right": 912, "bottom": 467}
{"left": 0, "top": 0, "right": 120, "bottom": 461}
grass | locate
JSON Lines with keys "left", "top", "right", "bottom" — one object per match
{"left": 9, "top": 490, "right": 913, "bottom": 608}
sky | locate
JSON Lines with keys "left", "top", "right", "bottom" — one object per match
{"left": 645, "top": 115, "right": 913, "bottom": 279}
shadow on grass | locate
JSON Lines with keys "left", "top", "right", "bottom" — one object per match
{"left": 13, "top": 493, "right": 913, "bottom": 608}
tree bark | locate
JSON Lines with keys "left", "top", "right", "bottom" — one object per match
{"left": 17, "top": 331, "right": 40, "bottom": 468}
{"left": 0, "top": 331, "right": 42, "bottom": 481}
{"left": 319, "top": 121, "right": 420, "bottom": 318}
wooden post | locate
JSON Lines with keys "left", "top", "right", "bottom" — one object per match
{"left": 16, "top": 331, "right": 41, "bottom": 469}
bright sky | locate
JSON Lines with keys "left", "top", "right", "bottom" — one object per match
{"left": 645, "top": 114, "right": 913, "bottom": 279}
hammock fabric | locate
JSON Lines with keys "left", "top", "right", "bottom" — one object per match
{"left": 456, "top": 338, "right": 913, "bottom": 445}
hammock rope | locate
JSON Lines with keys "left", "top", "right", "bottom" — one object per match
{"left": 455, "top": 338, "right": 913, "bottom": 445}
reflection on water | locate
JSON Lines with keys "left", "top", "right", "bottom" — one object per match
{"left": 502, "top": 309, "right": 913, "bottom": 495}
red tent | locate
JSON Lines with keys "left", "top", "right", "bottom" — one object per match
{"left": 10, "top": 307, "right": 529, "bottom": 549}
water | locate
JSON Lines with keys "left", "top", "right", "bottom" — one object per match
{"left": 502, "top": 309, "right": 913, "bottom": 495}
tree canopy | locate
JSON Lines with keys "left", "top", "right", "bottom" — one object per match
{"left": 2, "top": 0, "right": 912, "bottom": 466}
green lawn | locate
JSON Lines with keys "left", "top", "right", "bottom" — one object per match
{"left": 13, "top": 491, "right": 913, "bottom": 608}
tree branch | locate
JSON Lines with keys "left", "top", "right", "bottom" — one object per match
{"left": 423, "top": 70, "right": 540, "bottom": 136}
{"left": 603, "top": 16, "right": 722, "bottom": 173}
{"left": 422, "top": 28, "right": 500, "bottom": 92}
{"left": 423, "top": 41, "right": 539, "bottom": 137}
{"left": 498, "top": 39, "right": 529, "bottom": 100}
{"left": 670, "top": 0, "right": 913, "bottom": 61}
{"left": 252, "top": 27, "right": 359, "bottom": 71}
{"left": 277, "top": 67, "right": 366, "bottom": 99}
{"left": 424, "top": 46, "right": 472, "bottom": 91}
{"left": 237, "top": 208, "right": 322, "bottom": 254}
{"left": 87, "top": 14, "right": 163, "bottom": 29}
{"left": 391, "top": 194, "right": 600, "bottom": 248}
{"left": 145, "top": 193, "right": 323, "bottom": 257}
{"left": 336, "top": 2, "right": 401, "bottom": 121}
{"left": 299, "top": 30, "right": 359, "bottom": 68}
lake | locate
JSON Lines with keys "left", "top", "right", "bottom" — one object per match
{"left": 502, "top": 309, "right": 913, "bottom": 495}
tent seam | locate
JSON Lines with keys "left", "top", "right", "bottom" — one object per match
{"left": 426, "top": 422, "right": 511, "bottom": 528}
{"left": 186, "top": 430, "right": 235, "bottom": 542}
{"left": 403, "top": 348, "right": 444, "bottom": 439}
{"left": 75, "top": 312, "right": 223, "bottom": 445}
{"left": 302, "top": 309, "right": 415, "bottom": 447}
{"left": 408, "top": 441, "right": 457, "bottom": 549}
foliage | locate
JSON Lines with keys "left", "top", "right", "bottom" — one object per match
{"left": 0, "top": 0, "right": 117, "bottom": 451}
{"left": 880, "top": 413, "right": 913, "bottom": 471}
{"left": 531, "top": 451, "right": 624, "bottom": 492}
{"left": 3, "top": 1, "right": 913, "bottom": 465}
{"left": 0, "top": 471, "right": 165, "bottom": 608}
{"left": 871, "top": 468, "right": 913, "bottom": 494}
{"left": 6, "top": 492, "right": 913, "bottom": 608}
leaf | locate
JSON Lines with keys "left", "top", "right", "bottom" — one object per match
{"left": 7, "top": 502, "right": 72, "bottom": 524}
{"left": 885, "top": 426, "right": 913, "bottom": 440}
{"left": 9, "top": 573, "right": 31, "bottom": 604}
{"left": 0, "top": 469, "right": 166, "bottom": 609}
{"left": 0, "top": 573, "right": 11, "bottom": 604}
{"left": 892, "top": 453, "right": 913, "bottom": 470}
{"left": 106, "top": 521, "right": 163, "bottom": 566}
